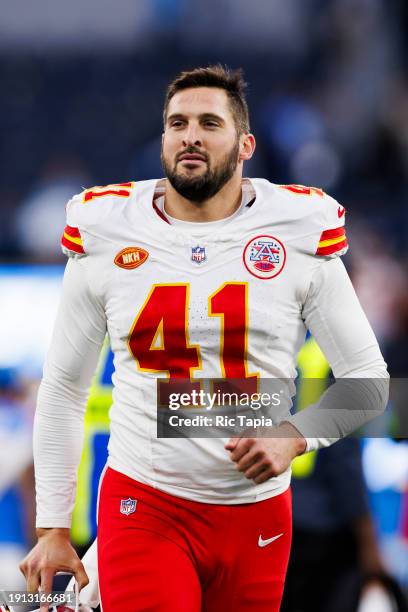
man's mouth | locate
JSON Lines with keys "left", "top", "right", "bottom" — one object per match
{"left": 178, "top": 153, "right": 207, "bottom": 162}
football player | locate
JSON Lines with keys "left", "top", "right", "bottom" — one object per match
{"left": 20, "top": 65, "right": 388, "bottom": 611}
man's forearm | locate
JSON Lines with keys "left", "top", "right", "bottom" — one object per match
{"left": 34, "top": 382, "right": 86, "bottom": 529}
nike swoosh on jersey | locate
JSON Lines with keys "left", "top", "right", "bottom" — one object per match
{"left": 258, "top": 533, "right": 284, "bottom": 547}
{"left": 338, "top": 206, "right": 346, "bottom": 218}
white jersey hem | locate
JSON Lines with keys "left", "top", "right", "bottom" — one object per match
{"left": 107, "top": 458, "right": 291, "bottom": 505}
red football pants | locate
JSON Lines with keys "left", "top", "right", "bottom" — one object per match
{"left": 98, "top": 467, "right": 292, "bottom": 612}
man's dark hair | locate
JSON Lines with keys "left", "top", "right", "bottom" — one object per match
{"left": 163, "top": 65, "right": 250, "bottom": 134}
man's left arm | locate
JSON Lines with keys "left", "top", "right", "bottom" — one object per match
{"left": 287, "top": 256, "right": 389, "bottom": 452}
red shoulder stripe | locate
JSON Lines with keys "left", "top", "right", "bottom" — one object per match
{"left": 61, "top": 225, "right": 85, "bottom": 254}
{"left": 319, "top": 226, "right": 345, "bottom": 241}
{"left": 61, "top": 235, "right": 85, "bottom": 254}
{"left": 64, "top": 225, "right": 82, "bottom": 238}
{"left": 316, "top": 238, "right": 348, "bottom": 256}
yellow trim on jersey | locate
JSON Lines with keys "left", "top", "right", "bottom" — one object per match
{"left": 317, "top": 234, "right": 346, "bottom": 248}
{"left": 63, "top": 232, "right": 83, "bottom": 246}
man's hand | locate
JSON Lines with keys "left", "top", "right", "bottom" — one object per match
{"left": 225, "top": 422, "right": 307, "bottom": 484}
{"left": 20, "top": 528, "right": 89, "bottom": 611}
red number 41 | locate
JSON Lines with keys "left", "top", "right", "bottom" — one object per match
{"left": 128, "top": 283, "right": 259, "bottom": 391}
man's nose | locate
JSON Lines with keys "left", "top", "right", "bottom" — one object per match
{"left": 182, "top": 124, "right": 202, "bottom": 147}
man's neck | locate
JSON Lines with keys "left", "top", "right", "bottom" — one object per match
{"left": 163, "top": 174, "right": 243, "bottom": 223}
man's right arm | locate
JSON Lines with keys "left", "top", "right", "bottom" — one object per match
{"left": 20, "top": 257, "right": 107, "bottom": 600}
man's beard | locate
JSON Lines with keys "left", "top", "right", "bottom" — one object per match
{"left": 161, "top": 139, "right": 240, "bottom": 204}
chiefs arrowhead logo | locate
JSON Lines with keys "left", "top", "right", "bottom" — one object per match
{"left": 114, "top": 247, "right": 149, "bottom": 270}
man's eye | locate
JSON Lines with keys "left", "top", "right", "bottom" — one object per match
{"left": 204, "top": 121, "right": 218, "bottom": 128}
{"left": 171, "top": 121, "right": 184, "bottom": 128}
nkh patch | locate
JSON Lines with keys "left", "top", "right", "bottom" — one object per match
{"left": 120, "top": 497, "right": 137, "bottom": 515}
{"left": 191, "top": 245, "right": 207, "bottom": 264}
{"left": 114, "top": 247, "right": 149, "bottom": 270}
{"left": 243, "top": 235, "right": 286, "bottom": 279}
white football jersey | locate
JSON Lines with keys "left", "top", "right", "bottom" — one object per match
{"left": 35, "top": 178, "right": 388, "bottom": 527}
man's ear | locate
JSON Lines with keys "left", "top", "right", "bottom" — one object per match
{"left": 239, "top": 133, "right": 256, "bottom": 161}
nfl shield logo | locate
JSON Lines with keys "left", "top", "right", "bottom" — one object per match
{"left": 191, "top": 245, "right": 206, "bottom": 264}
{"left": 120, "top": 497, "right": 137, "bottom": 515}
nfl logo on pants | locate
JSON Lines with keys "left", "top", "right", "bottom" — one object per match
{"left": 120, "top": 497, "right": 137, "bottom": 515}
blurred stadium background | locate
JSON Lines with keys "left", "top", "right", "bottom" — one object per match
{"left": 0, "top": 0, "right": 407, "bottom": 609}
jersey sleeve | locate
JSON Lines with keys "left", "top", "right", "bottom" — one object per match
{"left": 314, "top": 194, "right": 348, "bottom": 258}
{"left": 287, "top": 257, "right": 389, "bottom": 452}
{"left": 274, "top": 183, "right": 348, "bottom": 258}
{"left": 60, "top": 182, "right": 135, "bottom": 258}
{"left": 34, "top": 257, "right": 107, "bottom": 528}
{"left": 61, "top": 193, "right": 86, "bottom": 258}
